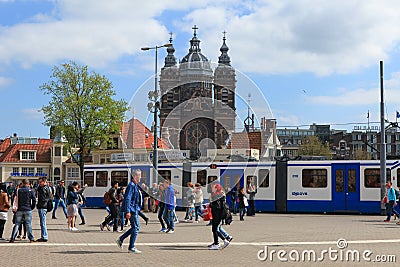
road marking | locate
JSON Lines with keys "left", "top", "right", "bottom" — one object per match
{"left": 1, "top": 239, "right": 400, "bottom": 247}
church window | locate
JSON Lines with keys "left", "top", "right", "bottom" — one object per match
{"left": 221, "top": 89, "right": 229, "bottom": 102}
{"left": 167, "top": 92, "right": 173, "bottom": 107}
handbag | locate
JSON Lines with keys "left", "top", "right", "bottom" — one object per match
{"left": 203, "top": 204, "right": 213, "bottom": 221}
{"left": 47, "top": 200, "right": 54, "bottom": 212}
{"left": 243, "top": 196, "right": 249, "bottom": 207}
{"left": 12, "top": 190, "right": 18, "bottom": 212}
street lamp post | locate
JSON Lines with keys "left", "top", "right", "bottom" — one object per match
{"left": 141, "top": 43, "right": 172, "bottom": 183}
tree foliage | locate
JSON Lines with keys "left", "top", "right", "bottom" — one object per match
{"left": 41, "top": 61, "right": 128, "bottom": 179}
{"left": 298, "top": 136, "right": 331, "bottom": 159}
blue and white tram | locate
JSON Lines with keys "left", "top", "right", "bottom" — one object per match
{"left": 82, "top": 159, "right": 400, "bottom": 214}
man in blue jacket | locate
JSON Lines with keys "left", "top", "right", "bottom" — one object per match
{"left": 162, "top": 179, "right": 175, "bottom": 233}
{"left": 116, "top": 169, "right": 142, "bottom": 253}
{"left": 9, "top": 179, "right": 36, "bottom": 243}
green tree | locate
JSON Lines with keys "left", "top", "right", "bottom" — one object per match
{"left": 354, "top": 148, "right": 372, "bottom": 160}
{"left": 298, "top": 136, "right": 331, "bottom": 159}
{"left": 41, "top": 61, "right": 128, "bottom": 180}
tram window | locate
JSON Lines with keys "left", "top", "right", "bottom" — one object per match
{"left": 221, "top": 175, "right": 231, "bottom": 191}
{"left": 207, "top": 176, "right": 218, "bottom": 193}
{"left": 348, "top": 169, "right": 356, "bottom": 192}
{"left": 302, "top": 169, "right": 327, "bottom": 188}
{"left": 335, "top": 170, "right": 344, "bottom": 192}
{"left": 84, "top": 171, "right": 94, "bottom": 187}
{"left": 197, "top": 170, "right": 207, "bottom": 186}
{"left": 246, "top": 176, "right": 257, "bottom": 192}
{"left": 397, "top": 169, "right": 400, "bottom": 188}
{"left": 158, "top": 170, "right": 171, "bottom": 184}
{"left": 95, "top": 171, "right": 108, "bottom": 187}
{"left": 111, "top": 171, "right": 128, "bottom": 187}
{"left": 364, "top": 168, "right": 390, "bottom": 188}
{"left": 259, "top": 169, "right": 270, "bottom": 188}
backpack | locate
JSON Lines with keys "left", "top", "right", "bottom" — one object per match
{"left": 103, "top": 191, "right": 112, "bottom": 205}
{"left": 395, "top": 189, "right": 400, "bottom": 199}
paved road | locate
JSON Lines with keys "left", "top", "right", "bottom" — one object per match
{"left": 1, "top": 209, "right": 399, "bottom": 266}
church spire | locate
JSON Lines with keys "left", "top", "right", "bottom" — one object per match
{"left": 164, "top": 32, "right": 177, "bottom": 67}
{"left": 218, "top": 30, "right": 231, "bottom": 65}
{"left": 189, "top": 25, "right": 201, "bottom": 53}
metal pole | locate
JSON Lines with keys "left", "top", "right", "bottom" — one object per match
{"left": 153, "top": 47, "right": 159, "bottom": 183}
{"left": 380, "top": 60, "right": 386, "bottom": 214}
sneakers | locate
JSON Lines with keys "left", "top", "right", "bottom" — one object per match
{"left": 116, "top": 238, "right": 122, "bottom": 249}
{"left": 128, "top": 247, "right": 142, "bottom": 254}
{"left": 71, "top": 227, "right": 79, "bottom": 231}
{"left": 227, "top": 236, "right": 233, "bottom": 242}
{"left": 145, "top": 218, "right": 149, "bottom": 225}
{"left": 106, "top": 224, "right": 111, "bottom": 231}
{"left": 100, "top": 224, "right": 104, "bottom": 231}
{"left": 114, "top": 230, "right": 123, "bottom": 233}
{"left": 221, "top": 240, "right": 230, "bottom": 249}
{"left": 165, "top": 229, "right": 174, "bottom": 234}
{"left": 207, "top": 242, "right": 214, "bottom": 248}
{"left": 37, "top": 238, "right": 48, "bottom": 242}
{"left": 159, "top": 228, "right": 167, "bottom": 232}
{"left": 209, "top": 244, "right": 219, "bottom": 250}
{"left": 79, "top": 222, "right": 85, "bottom": 225}
{"left": 0, "top": 237, "right": 8, "bottom": 241}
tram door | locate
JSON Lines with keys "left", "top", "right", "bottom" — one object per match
{"left": 332, "top": 163, "right": 360, "bottom": 211}
{"left": 220, "top": 169, "right": 244, "bottom": 208}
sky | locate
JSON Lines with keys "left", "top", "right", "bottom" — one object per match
{"left": 1, "top": 0, "right": 400, "bottom": 139}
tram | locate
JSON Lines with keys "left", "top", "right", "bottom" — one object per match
{"left": 82, "top": 159, "right": 399, "bottom": 214}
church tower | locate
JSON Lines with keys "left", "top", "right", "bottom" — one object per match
{"left": 159, "top": 26, "right": 236, "bottom": 160}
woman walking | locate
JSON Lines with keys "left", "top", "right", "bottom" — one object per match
{"left": 209, "top": 183, "right": 232, "bottom": 250}
{"left": 66, "top": 182, "right": 79, "bottom": 231}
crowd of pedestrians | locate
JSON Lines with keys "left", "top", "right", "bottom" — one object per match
{"left": 0, "top": 172, "right": 262, "bottom": 253}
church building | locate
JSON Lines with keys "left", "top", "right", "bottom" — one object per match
{"left": 159, "top": 26, "right": 236, "bottom": 160}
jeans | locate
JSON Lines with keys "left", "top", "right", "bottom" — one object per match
{"left": 11, "top": 211, "right": 34, "bottom": 241}
{"left": 218, "top": 222, "right": 229, "bottom": 239}
{"left": 38, "top": 208, "right": 48, "bottom": 240}
{"left": 212, "top": 218, "right": 225, "bottom": 245}
{"left": 386, "top": 200, "right": 396, "bottom": 220}
{"left": 158, "top": 205, "right": 166, "bottom": 229}
{"left": 119, "top": 212, "right": 140, "bottom": 250}
{"left": 53, "top": 198, "right": 67, "bottom": 218}
{"left": 78, "top": 205, "right": 85, "bottom": 223}
{"left": 163, "top": 207, "right": 174, "bottom": 230}
{"left": 239, "top": 207, "right": 245, "bottom": 220}
{"left": 195, "top": 204, "right": 203, "bottom": 221}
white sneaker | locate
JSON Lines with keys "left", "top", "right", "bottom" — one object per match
{"left": 221, "top": 240, "right": 230, "bottom": 249}
{"left": 166, "top": 230, "right": 174, "bottom": 234}
{"left": 209, "top": 244, "right": 219, "bottom": 250}
{"left": 128, "top": 247, "right": 142, "bottom": 254}
{"left": 71, "top": 227, "right": 79, "bottom": 231}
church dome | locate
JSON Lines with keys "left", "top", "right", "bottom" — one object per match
{"left": 180, "top": 26, "right": 212, "bottom": 72}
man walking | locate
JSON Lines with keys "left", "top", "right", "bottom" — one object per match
{"left": 36, "top": 177, "right": 51, "bottom": 242}
{"left": 116, "top": 169, "right": 142, "bottom": 253}
{"left": 100, "top": 181, "right": 120, "bottom": 232}
{"left": 9, "top": 179, "right": 36, "bottom": 243}
{"left": 162, "top": 179, "right": 175, "bottom": 234}
{"left": 52, "top": 180, "right": 67, "bottom": 219}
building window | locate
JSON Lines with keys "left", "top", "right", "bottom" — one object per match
{"left": 111, "top": 171, "right": 128, "bottom": 187}
{"left": 95, "top": 171, "right": 108, "bottom": 187}
{"left": 36, "top": 168, "right": 43, "bottom": 175}
{"left": 84, "top": 171, "right": 94, "bottom": 187}
{"left": 55, "top": 147, "right": 61, "bottom": 156}
{"left": 67, "top": 167, "right": 80, "bottom": 180}
{"left": 28, "top": 168, "right": 34, "bottom": 175}
{"left": 13, "top": 167, "right": 19, "bottom": 174}
{"left": 22, "top": 167, "right": 28, "bottom": 175}
{"left": 21, "top": 151, "right": 35, "bottom": 160}
{"left": 197, "top": 170, "right": 206, "bottom": 186}
{"left": 167, "top": 92, "right": 174, "bottom": 107}
{"left": 259, "top": 169, "right": 270, "bottom": 187}
{"left": 302, "top": 169, "right": 327, "bottom": 188}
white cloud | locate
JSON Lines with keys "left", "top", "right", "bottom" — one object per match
{"left": 1, "top": 0, "right": 400, "bottom": 77}
{"left": 0, "top": 76, "right": 13, "bottom": 87}
{"left": 180, "top": 0, "right": 400, "bottom": 76}
{"left": 22, "top": 108, "right": 43, "bottom": 120}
